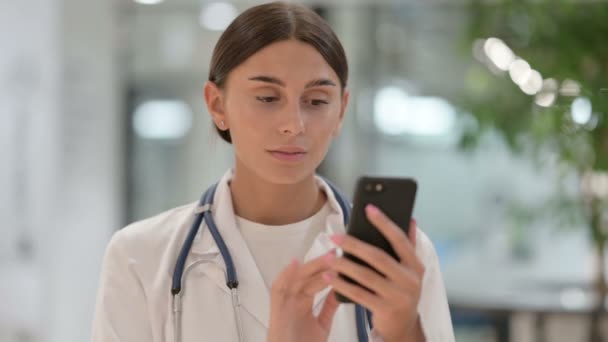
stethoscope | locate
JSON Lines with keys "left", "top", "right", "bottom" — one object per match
{"left": 171, "top": 179, "right": 373, "bottom": 342}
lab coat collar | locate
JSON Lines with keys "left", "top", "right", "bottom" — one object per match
{"left": 303, "top": 176, "right": 349, "bottom": 314}
{"left": 189, "top": 169, "right": 349, "bottom": 328}
{"left": 302, "top": 175, "right": 348, "bottom": 261}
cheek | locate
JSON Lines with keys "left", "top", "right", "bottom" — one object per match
{"left": 227, "top": 102, "right": 268, "bottom": 138}
{"left": 310, "top": 103, "right": 341, "bottom": 130}
{"left": 308, "top": 109, "right": 341, "bottom": 145}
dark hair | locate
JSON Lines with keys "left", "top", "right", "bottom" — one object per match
{"left": 208, "top": 1, "right": 348, "bottom": 143}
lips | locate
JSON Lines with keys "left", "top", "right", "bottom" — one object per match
{"left": 267, "top": 147, "right": 307, "bottom": 162}
{"left": 269, "top": 147, "right": 307, "bottom": 153}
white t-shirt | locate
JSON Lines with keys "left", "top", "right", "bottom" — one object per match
{"left": 235, "top": 202, "right": 332, "bottom": 288}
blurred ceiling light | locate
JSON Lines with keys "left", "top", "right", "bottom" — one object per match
{"left": 374, "top": 87, "right": 409, "bottom": 135}
{"left": 571, "top": 97, "right": 592, "bottom": 125}
{"left": 483, "top": 37, "right": 515, "bottom": 71}
{"left": 133, "top": 100, "right": 193, "bottom": 140}
{"left": 373, "top": 86, "right": 455, "bottom": 136}
{"left": 519, "top": 69, "right": 543, "bottom": 95}
{"left": 199, "top": 2, "right": 238, "bottom": 31}
{"left": 134, "top": 0, "right": 164, "bottom": 4}
{"left": 406, "top": 97, "right": 457, "bottom": 136}
{"left": 560, "top": 79, "right": 582, "bottom": 97}
{"left": 508, "top": 59, "right": 531, "bottom": 86}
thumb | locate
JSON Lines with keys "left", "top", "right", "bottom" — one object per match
{"left": 317, "top": 289, "right": 340, "bottom": 331}
{"left": 409, "top": 218, "right": 417, "bottom": 248}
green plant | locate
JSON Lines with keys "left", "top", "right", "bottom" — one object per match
{"left": 457, "top": 1, "right": 608, "bottom": 339}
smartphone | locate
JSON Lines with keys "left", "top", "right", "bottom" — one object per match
{"left": 335, "top": 176, "right": 418, "bottom": 303}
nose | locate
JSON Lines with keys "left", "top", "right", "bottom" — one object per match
{"left": 278, "top": 102, "right": 305, "bottom": 136}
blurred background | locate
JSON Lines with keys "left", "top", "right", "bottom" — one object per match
{"left": 2, "top": 0, "right": 607, "bottom": 341}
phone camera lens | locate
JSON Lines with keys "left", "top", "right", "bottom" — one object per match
{"left": 375, "top": 183, "right": 383, "bottom": 192}
{"left": 365, "top": 184, "right": 372, "bottom": 191}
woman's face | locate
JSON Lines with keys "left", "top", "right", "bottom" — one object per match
{"left": 205, "top": 39, "right": 349, "bottom": 184}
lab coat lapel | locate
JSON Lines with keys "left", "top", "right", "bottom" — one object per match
{"left": 304, "top": 175, "right": 349, "bottom": 261}
{"left": 304, "top": 176, "right": 350, "bottom": 313}
{"left": 190, "top": 170, "right": 271, "bottom": 329}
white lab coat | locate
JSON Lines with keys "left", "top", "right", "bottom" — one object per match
{"left": 91, "top": 169, "right": 455, "bottom": 342}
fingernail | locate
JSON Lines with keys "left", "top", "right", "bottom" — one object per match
{"left": 330, "top": 234, "right": 345, "bottom": 245}
{"left": 365, "top": 204, "right": 379, "bottom": 216}
{"left": 411, "top": 218, "right": 417, "bottom": 226}
{"left": 322, "top": 272, "right": 334, "bottom": 282}
{"left": 324, "top": 252, "right": 335, "bottom": 263}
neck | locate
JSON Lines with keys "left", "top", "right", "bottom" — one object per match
{"left": 229, "top": 167, "right": 326, "bottom": 226}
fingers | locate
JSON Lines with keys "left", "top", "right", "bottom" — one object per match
{"left": 330, "top": 234, "right": 403, "bottom": 281}
{"left": 326, "top": 252, "right": 420, "bottom": 299}
{"left": 317, "top": 289, "right": 340, "bottom": 331}
{"left": 271, "top": 258, "right": 300, "bottom": 295}
{"left": 333, "top": 205, "right": 424, "bottom": 277}
{"left": 365, "top": 205, "right": 423, "bottom": 274}
{"left": 409, "top": 218, "right": 417, "bottom": 247}
{"left": 322, "top": 271, "right": 383, "bottom": 312}
{"left": 292, "top": 250, "right": 334, "bottom": 293}
{"left": 298, "top": 249, "right": 335, "bottom": 279}
{"left": 300, "top": 272, "right": 332, "bottom": 296}
{"left": 271, "top": 251, "right": 335, "bottom": 296}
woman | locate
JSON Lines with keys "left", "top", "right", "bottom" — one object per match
{"left": 91, "top": 2, "right": 454, "bottom": 341}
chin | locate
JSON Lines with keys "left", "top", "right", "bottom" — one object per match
{"left": 255, "top": 163, "right": 317, "bottom": 186}
{"left": 235, "top": 150, "right": 323, "bottom": 186}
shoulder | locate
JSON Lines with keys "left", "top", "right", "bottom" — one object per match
{"left": 112, "top": 202, "right": 196, "bottom": 247}
{"left": 104, "top": 202, "right": 198, "bottom": 266}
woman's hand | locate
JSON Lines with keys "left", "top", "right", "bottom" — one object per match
{"left": 267, "top": 252, "right": 340, "bottom": 342}
{"left": 323, "top": 204, "right": 426, "bottom": 342}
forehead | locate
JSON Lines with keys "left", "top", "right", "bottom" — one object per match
{"left": 229, "top": 39, "right": 340, "bottom": 84}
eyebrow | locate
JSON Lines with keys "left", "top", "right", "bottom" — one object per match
{"left": 248, "top": 75, "right": 337, "bottom": 88}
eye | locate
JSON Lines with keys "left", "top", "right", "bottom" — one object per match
{"left": 256, "top": 96, "right": 278, "bottom": 103}
{"left": 309, "top": 99, "right": 329, "bottom": 106}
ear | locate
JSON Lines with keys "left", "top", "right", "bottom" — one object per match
{"left": 204, "top": 81, "right": 228, "bottom": 130}
{"left": 331, "top": 89, "right": 350, "bottom": 138}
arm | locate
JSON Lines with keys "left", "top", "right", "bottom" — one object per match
{"left": 91, "top": 230, "right": 153, "bottom": 342}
